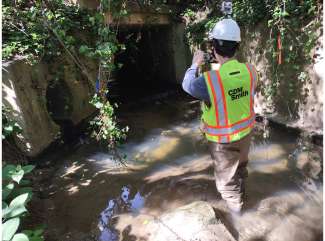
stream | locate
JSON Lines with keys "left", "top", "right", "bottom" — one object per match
{"left": 31, "top": 94, "right": 323, "bottom": 241}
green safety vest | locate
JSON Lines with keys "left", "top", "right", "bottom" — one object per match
{"left": 201, "top": 60, "right": 257, "bottom": 143}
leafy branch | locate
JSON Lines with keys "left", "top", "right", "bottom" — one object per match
{"left": 2, "top": 164, "right": 44, "bottom": 241}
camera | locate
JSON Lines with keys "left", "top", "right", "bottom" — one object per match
{"left": 221, "top": 1, "right": 232, "bottom": 16}
{"left": 199, "top": 52, "right": 217, "bottom": 73}
{"left": 204, "top": 52, "right": 214, "bottom": 64}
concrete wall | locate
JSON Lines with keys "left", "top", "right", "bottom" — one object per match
{"left": 238, "top": 22, "right": 323, "bottom": 134}
{"left": 68, "top": 0, "right": 172, "bottom": 26}
{"left": 2, "top": 22, "right": 191, "bottom": 157}
{"left": 69, "top": 0, "right": 191, "bottom": 83}
{"left": 171, "top": 23, "right": 192, "bottom": 84}
{"left": 2, "top": 0, "right": 192, "bottom": 156}
{"left": 2, "top": 57, "right": 97, "bottom": 157}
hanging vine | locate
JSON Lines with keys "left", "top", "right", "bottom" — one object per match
{"left": 86, "top": 0, "right": 130, "bottom": 157}
{"left": 2, "top": 0, "right": 131, "bottom": 157}
{"left": 2, "top": 0, "right": 321, "bottom": 152}
{"left": 181, "top": 0, "right": 321, "bottom": 116}
{"left": 265, "top": 0, "right": 320, "bottom": 109}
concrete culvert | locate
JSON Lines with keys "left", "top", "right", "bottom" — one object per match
{"left": 109, "top": 25, "right": 177, "bottom": 102}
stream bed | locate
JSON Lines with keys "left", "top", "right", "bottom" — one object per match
{"left": 30, "top": 94, "right": 323, "bottom": 241}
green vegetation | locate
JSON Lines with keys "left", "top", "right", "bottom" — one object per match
{"left": 2, "top": 0, "right": 124, "bottom": 67}
{"left": 89, "top": 94, "right": 129, "bottom": 148}
{"left": 2, "top": 0, "right": 129, "bottom": 150}
{"left": 2, "top": 0, "right": 130, "bottom": 237}
{"left": 1, "top": 0, "right": 322, "bottom": 239}
{"left": 182, "top": 0, "right": 320, "bottom": 115}
{"left": 2, "top": 106, "right": 22, "bottom": 140}
{"left": 4, "top": 0, "right": 319, "bottom": 131}
{"left": 2, "top": 164, "right": 44, "bottom": 241}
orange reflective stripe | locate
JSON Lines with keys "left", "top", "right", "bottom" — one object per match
{"left": 206, "top": 120, "right": 255, "bottom": 137}
{"left": 206, "top": 72, "right": 219, "bottom": 126}
{"left": 216, "top": 70, "right": 229, "bottom": 126}
{"left": 249, "top": 66, "right": 257, "bottom": 92}
{"left": 204, "top": 114, "right": 254, "bottom": 128}
{"left": 246, "top": 64, "right": 254, "bottom": 115}
{"left": 203, "top": 61, "right": 255, "bottom": 143}
{"left": 209, "top": 71, "right": 226, "bottom": 127}
{"left": 203, "top": 115, "right": 255, "bottom": 135}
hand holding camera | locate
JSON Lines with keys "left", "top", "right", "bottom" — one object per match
{"left": 192, "top": 50, "right": 205, "bottom": 66}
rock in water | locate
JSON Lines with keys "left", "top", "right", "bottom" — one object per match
{"left": 145, "top": 201, "right": 236, "bottom": 241}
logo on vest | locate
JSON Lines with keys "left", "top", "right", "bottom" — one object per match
{"left": 228, "top": 87, "right": 248, "bottom": 100}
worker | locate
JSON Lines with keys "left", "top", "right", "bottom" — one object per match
{"left": 182, "top": 18, "right": 258, "bottom": 213}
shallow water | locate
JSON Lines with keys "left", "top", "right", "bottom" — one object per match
{"left": 37, "top": 96, "right": 323, "bottom": 241}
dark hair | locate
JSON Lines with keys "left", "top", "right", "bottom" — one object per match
{"left": 212, "top": 39, "right": 239, "bottom": 58}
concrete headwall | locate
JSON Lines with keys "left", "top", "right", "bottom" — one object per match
{"left": 238, "top": 22, "right": 323, "bottom": 134}
{"left": 2, "top": 21, "right": 191, "bottom": 157}
{"left": 172, "top": 24, "right": 192, "bottom": 84}
{"left": 2, "top": 57, "right": 97, "bottom": 157}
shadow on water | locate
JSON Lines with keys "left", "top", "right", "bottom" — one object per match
{"left": 43, "top": 157, "right": 314, "bottom": 241}
{"left": 245, "top": 170, "right": 299, "bottom": 210}
{"left": 37, "top": 96, "right": 322, "bottom": 241}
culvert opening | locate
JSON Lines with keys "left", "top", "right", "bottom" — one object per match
{"left": 109, "top": 25, "right": 176, "bottom": 102}
{"left": 46, "top": 78, "right": 72, "bottom": 122}
{"left": 46, "top": 78, "right": 76, "bottom": 143}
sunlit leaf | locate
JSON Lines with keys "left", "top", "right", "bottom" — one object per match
{"left": 94, "top": 102, "right": 104, "bottom": 109}
{"left": 12, "top": 233, "right": 29, "bottom": 241}
{"left": 10, "top": 193, "right": 29, "bottom": 207}
{"left": 4, "top": 205, "right": 27, "bottom": 219}
{"left": 2, "top": 217, "right": 20, "bottom": 241}
{"left": 12, "top": 169, "right": 25, "bottom": 184}
{"left": 3, "top": 193, "right": 29, "bottom": 219}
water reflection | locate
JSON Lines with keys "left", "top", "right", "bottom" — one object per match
{"left": 98, "top": 186, "right": 145, "bottom": 241}
{"left": 42, "top": 96, "right": 323, "bottom": 241}
{"left": 98, "top": 199, "right": 118, "bottom": 241}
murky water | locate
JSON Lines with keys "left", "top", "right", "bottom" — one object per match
{"left": 36, "top": 95, "right": 323, "bottom": 241}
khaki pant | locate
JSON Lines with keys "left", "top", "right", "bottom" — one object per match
{"left": 208, "top": 132, "right": 252, "bottom": 212}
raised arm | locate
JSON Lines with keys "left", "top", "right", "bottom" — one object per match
{"left": 182, "top": 51, "right": 210, "bottom": 102}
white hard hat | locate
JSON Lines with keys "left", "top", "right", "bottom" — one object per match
{"left": 209, "top": 18, "right": 241, "bottom": 42}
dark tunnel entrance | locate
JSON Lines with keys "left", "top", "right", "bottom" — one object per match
{"left": 46, "top": 78, "right": 76, "bottom": 143}
{"left": 109, "top": 25, "right": 177, "bottom": 102}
